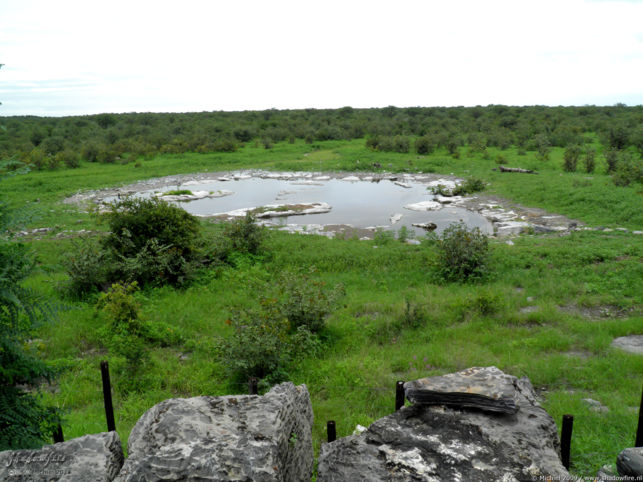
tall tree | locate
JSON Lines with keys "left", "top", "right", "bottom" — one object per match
{"left": 0, "top": 164, "right": 60, "bottom": 449}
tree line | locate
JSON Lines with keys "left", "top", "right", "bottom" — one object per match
{"left": 1, "top": 105, "right": 642, "bottom": 168}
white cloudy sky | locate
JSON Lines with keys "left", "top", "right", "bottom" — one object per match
{"left": 1, "top": 0, "right": 642, "bottom": 116}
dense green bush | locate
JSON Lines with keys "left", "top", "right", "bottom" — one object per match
{"left": 612, "top": 152, "right": 643, "bottom": 187}
{"left": 95, "top": 282, "right": 182, "bottom": 392}
{"left": 583, "top": 147, "right": 596, "bottom": 173}
{"left": 217, "top": 269, "right": 342, "bottom": 383}
{"left": 56, "top": 148, "right": 80, "bottom": 169}
{"left": 64, "top": 197, "right": 204, "bottom": 296}
{"left": 563, "top": 144, "right": 581, "bottom": 172}
{"left": 415, "top": 135, "right": 436, "bottom": 155}
{"left": 434, "top": 222, "right": 490, "bottom": 282}
{"left": 217, "top": 298, "right": 320, "bottom": 383}
{"left": 366, "top": 135, "right": 410, "bottom": 153}
{"left": 277, "top": 269, "right": 345, "bottom": 334}
{"left": 62, "top": 237, "right": 111, "bottom": 297}
{"left": 28, "top": 148, "right": 46, "bottom": 170}
{"left": 218, "top": 212, "right": 267, "bottom": 258}
{"left": 453, "top": 177, "right": 486, "bottom": 195}
{"left": 103, "top": 197, "right": 200, "bottom": 260}
{"left": 604, "top": 148, "right": 619, "bottom": 173}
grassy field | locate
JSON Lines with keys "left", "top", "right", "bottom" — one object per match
{"left": 3, "top": 139, "right": 642, "bottom": 477}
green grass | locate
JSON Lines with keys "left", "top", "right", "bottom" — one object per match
{"left": 4, "top": 139, "right": 642, "bottom": 477}
{"left": 162, "top": 189, "right": 193, "bottom": 196}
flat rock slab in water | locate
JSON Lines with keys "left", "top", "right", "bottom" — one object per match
{"left": 611, "top": 335, "right": 643, "bottom": 355}
{"left": 403, "top": 200, "right": 442, "bottom": 211}
{"left": 220, "top": 202, "right": 332, "bottom": 218}
{"left": 404, "top": 366, "right": 519, "bottom": 414}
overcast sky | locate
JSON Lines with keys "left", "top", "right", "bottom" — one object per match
{"left": 1, "top": 0, "right": 642, "bottom": 117}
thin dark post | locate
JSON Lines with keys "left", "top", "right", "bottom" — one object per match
{"left": 100, "top": 361, "right": 116, "bottom": 432}
{"left": 52, "top": 423, "right": 64, "bottom": 443}
{"left": 636, "top": 383, "right": 643, "bottom": 447}
{"left": 248, "top": 377, "right": 258, "bottom": 395}
{"left": 395, "top": 380, "right": 405, "bottom": 411}
{"left": 327, "top": 420, "right": 336, "bottom": 443}
{"left": 561, "top": 414, "right": 574, "bottom": 470}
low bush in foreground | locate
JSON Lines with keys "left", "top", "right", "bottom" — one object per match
{"left": 217, "top": 270, "right": 343, "bottom": 384}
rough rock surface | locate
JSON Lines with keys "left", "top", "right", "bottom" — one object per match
{"left": 114, "top": 382, "right": 313, "bottom": 482}
{"left": 611, "top": 335, "right": 643, "bottom": 355}
{"left": 317, "top": 368, "right": 570, "bottom": 482}
{"left": 0, "top": 431, "right": 123, "bottom": 482}
{"left": 404, "top": 366, "right": 519, "bottom": 414}
{"left": 617, "top": 447, "right": 643, "bottom": 477}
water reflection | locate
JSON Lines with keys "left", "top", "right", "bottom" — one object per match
{"left": 145, "top": 176, "right": 493, "bottom": 237}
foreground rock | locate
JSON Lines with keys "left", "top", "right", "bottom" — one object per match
{"left": 617, "top": 447, "right": 643, "bottom": 477}
{"left": 317, "top": 367, "right": 570, "bottom": 481}
{"left": 115, "top": 382, "right": 313, "bottom": 482}
{"left": 0, "top": 432, "right": 123, "bottom": 481}
{"left": 404, "top": 366, "right": 518, "bottom": 414}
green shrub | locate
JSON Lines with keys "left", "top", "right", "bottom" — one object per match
{"left": 103, "top": 196, "right": 200, "bottom": 261}
{"left": 563, "top": 145, "right": 581, "bottom": 172}
{"left": 453, "top": 177, "right": 486, "bottom": 195}
{"left": 217, "top": 298, "right": 320, "bottom": 383}
{"left": 583, "top": 147, "right": 596, "bottom": 173}
{"left": 392, "top": 135, "right": 410, "bottom": 153}
{"left": 373, "top": 228, "right": 395, "bottom": 245}
{"left": 81, "top": 141, "right": 100, "bottom": 162}
{"left": 612, "top": 152, "right": 643, "bottom": 187}
{"left": 604, "top": 148, "right": 619, "bottom": 173}
{"left": 415, "top": 135, "right": 436, "bottom": 155}
{"left": 400, "top": 299, "right": 428, "bottom": 329}
{"left": 96, "top": 281, "right": 141, "bottom": 329}
{"left": 28, "top": 148, "right": 46, "bottom": 170}
{"left": 162, "top": 189, "right": 193, "bottom": 196}
{"left": 96, "top": 282, "right": 150, "bottom": 392}
{"left": 469, "top": 289, "right": 503, "bottom": 316}
{"left": 62, "top": 237, "right": 111, "bottom": 298}
{"left": 65, "top": 197, "right": 204, "bottom": 296}
{"left": 117, "top": 238, "right": 199, "bottom": 286}
{"left": 396, "top": 226, "right": 413, "bottom": 243}
{"left": 219, "top": 212, "right": 266, "bottom": 257}
{"left": 277, "top": 268, "right": 345, "bottom": 334}
{"left": 533, "top": 134, "right": 551, "bottom": 161}
{"left": 57, "top": 149, "right": 80, "bottom": 169}
{"left": 434, "top": 222, "right": 490, "bottom": 282}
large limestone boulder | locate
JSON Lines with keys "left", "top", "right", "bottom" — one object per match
{"left": 115, "top": 382, "right": 313, "bottom": 482}
{"left": 0, "top": 431, "right": 123, "bottom": 481}
{"left": 317, "top": 367, "right": 571, "bottom": 481}
{"left": 617, "top": 447, "right": 643, "bottom": 477}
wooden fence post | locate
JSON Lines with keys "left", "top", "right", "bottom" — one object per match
{"left": 395, "top": 380, "right": 405, "bottom": 411}
{"left": 52, "top": 423, "right": 64, "bottom": 444}
{"left": 327, "top": 420, "right": 336, "bottom": 443}
{"left": 636, "top": 383, "right": 643, "bottom": 447}
{"left": 248, "top": 377, "right": 258, "bottom": 395}
{"left": 100, "top": 361, "right": 116, "bottom": 432}
{"left": 561, "top": 414, "right": 573, "bottom": 470}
